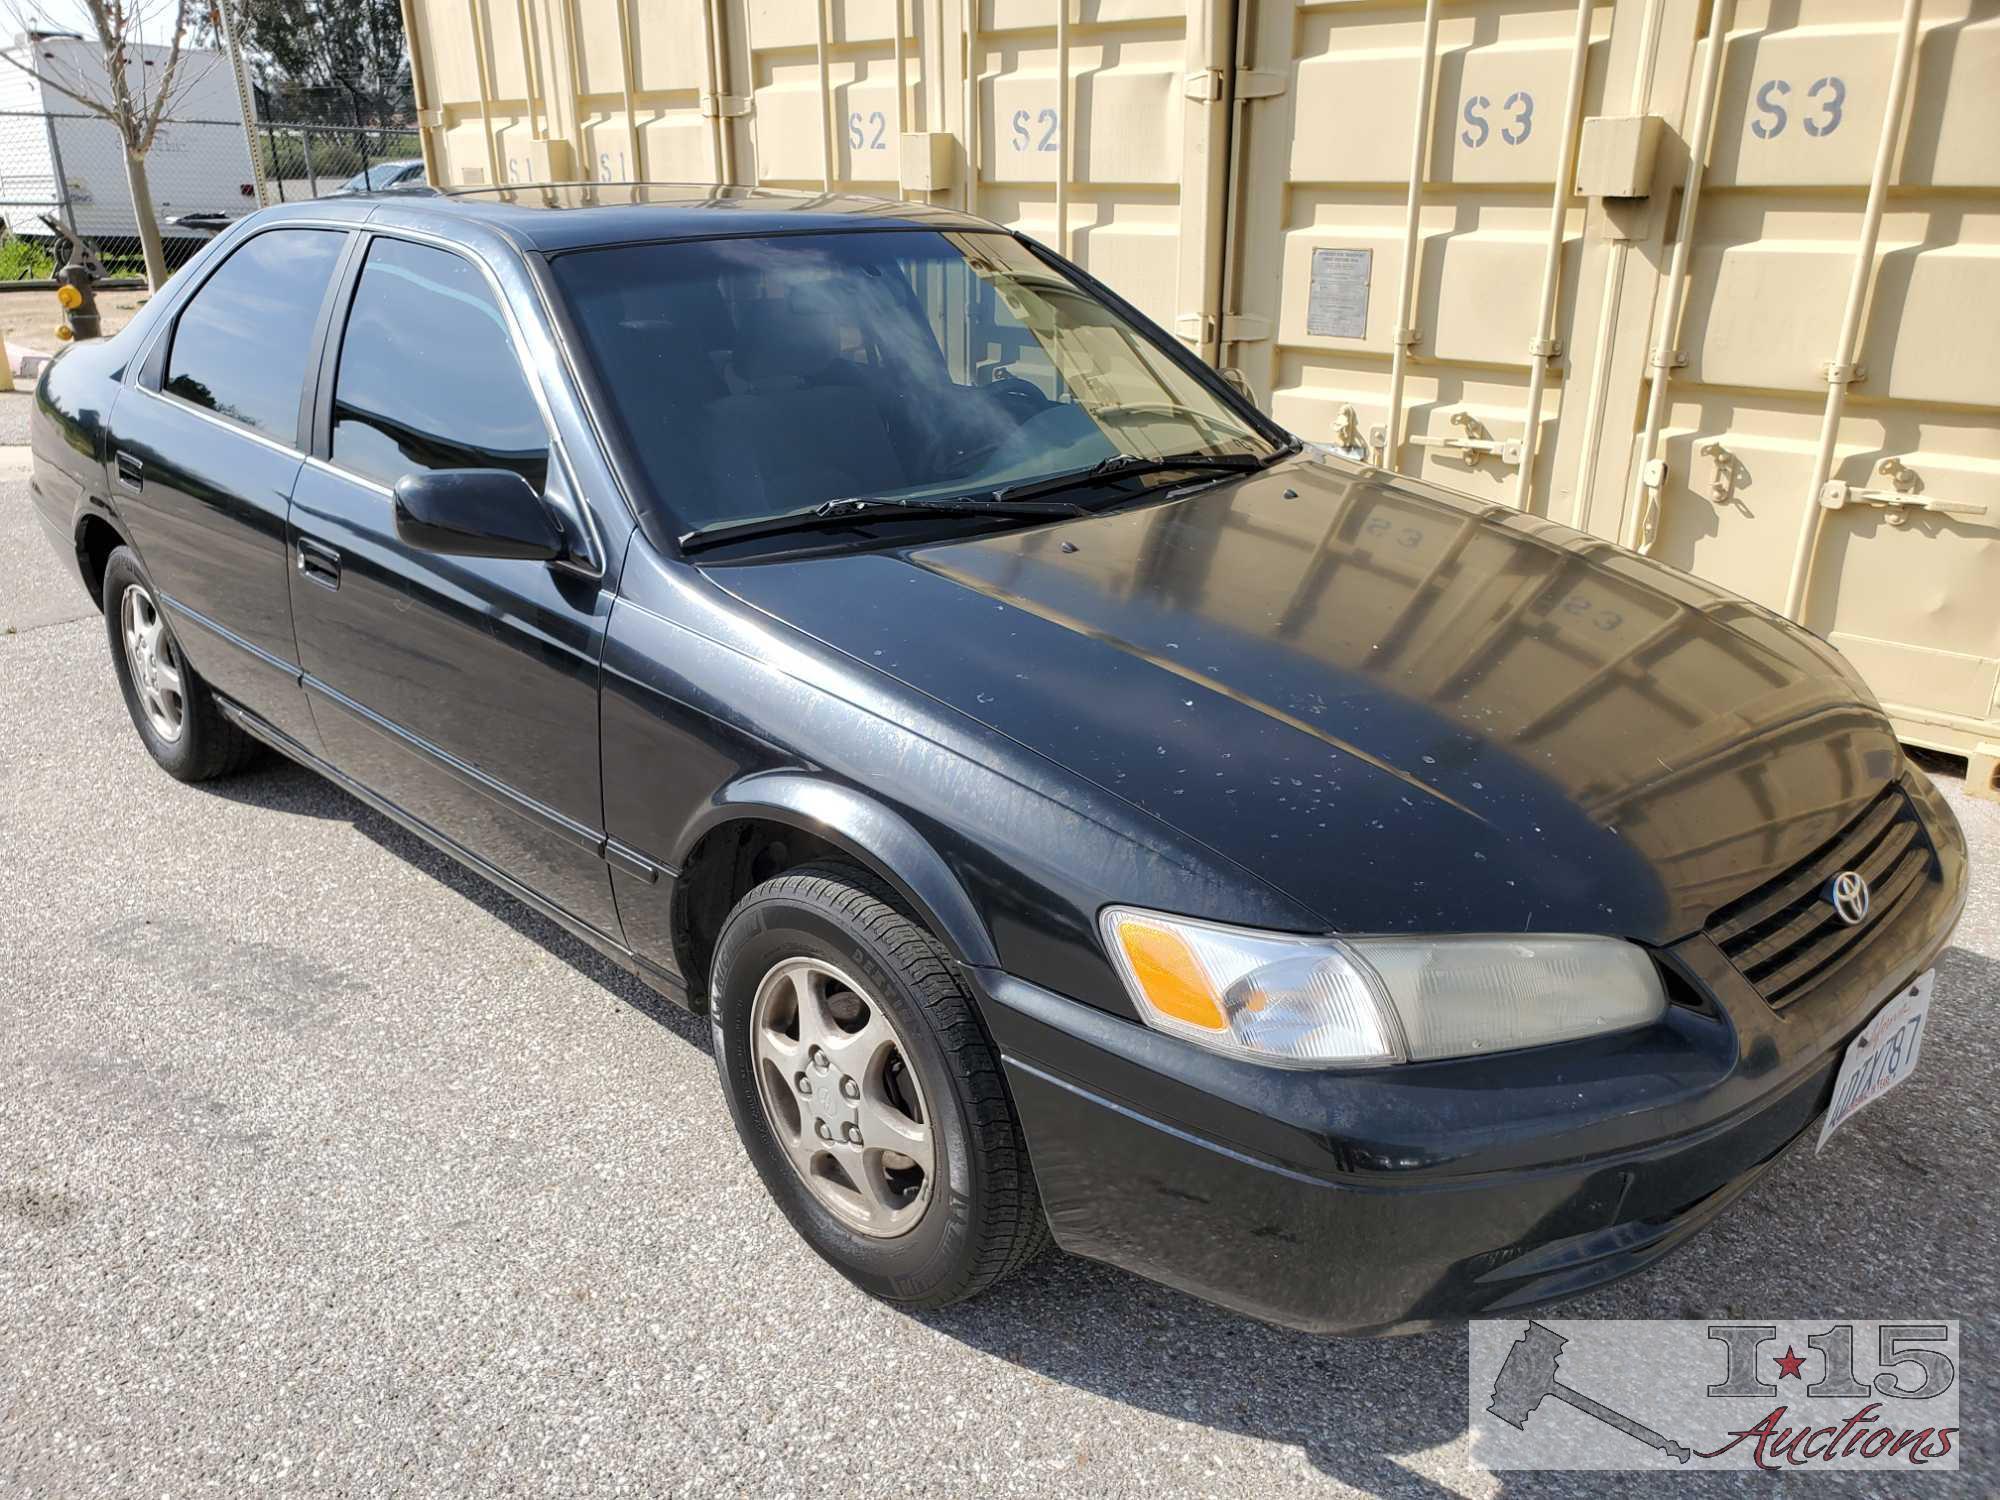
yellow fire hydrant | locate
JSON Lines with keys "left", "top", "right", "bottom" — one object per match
{"left": 54, "top": 249, "right": 101, "bottom": 342}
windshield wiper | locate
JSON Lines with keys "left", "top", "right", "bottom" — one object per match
{"left": 991, "top": 450, "right": 1271, "bottom": 506}
{"left": 679, "top": 493, "right": 1087, "bottom": 554}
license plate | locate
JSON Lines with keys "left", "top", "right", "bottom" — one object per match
{"left": 1817, "top": 971, "right": 1934, "bottom": 1152}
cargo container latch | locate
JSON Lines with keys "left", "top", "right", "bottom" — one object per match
{"left": 1407, "top": 410, "right": 1523, "bottom": 468}
{"left": 1819, "top": 460, "right": 1989, "bottom": 527}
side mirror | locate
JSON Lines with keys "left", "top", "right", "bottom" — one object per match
{"left": 392, "top": 468, "right": 564, "bottom": 561}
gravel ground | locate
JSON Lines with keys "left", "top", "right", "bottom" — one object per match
{"left": 0, "top": 391, "right": 34, "bottom": 449}
{"left": 1, "top": 469, "right": 1995, "bottom": 1497}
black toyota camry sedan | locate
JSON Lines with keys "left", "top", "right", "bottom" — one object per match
{"left": 30, "top": 184, "right": 1966, "bottom": 1333}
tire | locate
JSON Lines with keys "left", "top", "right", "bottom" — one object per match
{"left": 101, "top": 546, "right": 259, "bottom": 783}
{"left": 711, "top": 861, "right": 1051, "bottom": 1309}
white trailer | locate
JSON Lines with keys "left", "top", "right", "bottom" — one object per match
{"left": 0, "top": 31, "right": 254, "bottom": 254}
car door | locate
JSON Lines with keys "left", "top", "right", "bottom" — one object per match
{"left": 287, "top": 231, "right": 622, "bottom": 939}
{"left": 110, "top": 224, "right": 351, "bottom": 753}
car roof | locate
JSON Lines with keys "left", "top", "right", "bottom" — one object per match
{"left": 317, "top": 181, "right": 996, "bottom": 254}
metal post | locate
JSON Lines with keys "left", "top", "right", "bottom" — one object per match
{"left": 302, "top": 127, "right": 317, "bottom": 197}
{"left": 814, "top": 0, "right": 834, "bottom": 191}
{"left": 1381, "top": 0, "right": 1442, "bottom": 473}
{"left": 216, "top": 0, "right": 267, "bottom": 207}
{"left": 515, "top": 0, "right": 546, "bottom": 141}
{"left": 614, "top": 0, "right": 643, "bottom": 178}
{"left": 962, "top": 0, "right": 977, "bottom": 214}
{"left": 1783, "top": 0, "right": 1924, "bottom": 621}
{"left": 893, "top": 0, "right": 908, "bottom": 195}
{"left": 706, "top": 0, "right": 737, "bottom": 184}
{"left": 466, "top": 0, "right": 504, "bottom": 187}
{"left": 1567, "top": 0, "right": 1667, "bottom": 527}
{"left": 1512, "top": 0, "right": 1596, "bottom": 510}
{"left": 1625, "top": 0, "right": 1735, "bottom": 552}
{"left": 398, "top": 0, "right": 443, "bottom": 186}
{"left": 1054, "top": 0, "right": 1069, "bottom": 251}
{"left": 699, "top": 0, "right": 725, "bottom": 182}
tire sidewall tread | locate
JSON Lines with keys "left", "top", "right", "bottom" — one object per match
{"left": 100, "top": 546, "right": 259, "bottom": 783}
{"left": 711, "top": 862, "right": 1048, "bottom": 1309}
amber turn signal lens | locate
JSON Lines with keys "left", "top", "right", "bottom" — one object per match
{"left": 1114, "top": 919, "right": 1227, "bottom": 1032}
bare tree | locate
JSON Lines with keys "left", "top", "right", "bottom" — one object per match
{"left": 0, "top": 1, "right": 218, "bottom": 289}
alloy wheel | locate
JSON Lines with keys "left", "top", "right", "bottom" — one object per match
{"left": 749, "top": 956, "right": 934, "bottom": 1238}
{"left": 120, "top": 583, "right": 186, "bottom": 743}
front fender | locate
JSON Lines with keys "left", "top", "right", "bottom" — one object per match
{"left": 680, "top": 772, "right": 1000, "bottom": 970}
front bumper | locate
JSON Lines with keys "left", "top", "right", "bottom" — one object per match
{"left": 973, "top": 785, "right": 1965, "bottom": 1335}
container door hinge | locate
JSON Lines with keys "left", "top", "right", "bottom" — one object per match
{"left": 1235, "top": 69, "right": 1288, "bottom": 100}
{"left": 1183, "top": 69, "right": 1223, "bottom": 102}
{"left": 701, "top": 93, "right": 750, "bottom": 119}
{"left": 418, "top": 107, "right": 444, "bottom": 129}
{"left": 1222, "top": 312, "right": 1272, "bottom": 344}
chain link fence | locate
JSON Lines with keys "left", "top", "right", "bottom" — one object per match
{"left": 0, "top": 112, "right": 424, "bottom": 287}
{"left": 257, "top": 123, "right": 424, "bottom": 203}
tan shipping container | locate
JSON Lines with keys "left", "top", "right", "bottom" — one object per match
{"left": 398, "top": 0, "right": 2000, "bottom": 796}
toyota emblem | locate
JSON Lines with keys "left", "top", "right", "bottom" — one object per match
{"left": 1827, "top": 869, "right": 1871, "bottom": 926}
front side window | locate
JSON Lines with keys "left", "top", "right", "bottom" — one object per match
{"left": 551, "top": 230, "right": 1277, "bottom": 539}
{"left": 329, "top": 237, "right": 548, "bottom": 491}
{"left": 163, "top": 227, "right": 345, "bottom": 440}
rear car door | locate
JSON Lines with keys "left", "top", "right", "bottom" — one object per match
{"left": 287, "top": 232, "right": 622, "bottom": 939}
{"left": 112, "top": 224, "right": 350, "bottom": 752}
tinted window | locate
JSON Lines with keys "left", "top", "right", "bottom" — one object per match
{"left": 330, "top": 237, "right": 547, "bottom": 491}
{"left": 164, "top": 228, "right": 345, "bottom": 440}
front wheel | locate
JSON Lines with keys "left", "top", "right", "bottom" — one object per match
{"left": 710, "top": 863, "right": 1050, "bottom": 1309}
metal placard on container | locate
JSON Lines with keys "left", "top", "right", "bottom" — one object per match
{"left": 1306, "top": 248, "right": 1371, "bottom": 339}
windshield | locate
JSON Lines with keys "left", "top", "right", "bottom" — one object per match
{"left": 550, "top": 229, "right": 1280, "bottom": 538}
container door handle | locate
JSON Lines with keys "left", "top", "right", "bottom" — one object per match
{"left": 1819, "top": 460, "right": 1992, "bottom": 529}
{"left": 296, "top": 536, "right": 341, "bottom": 589}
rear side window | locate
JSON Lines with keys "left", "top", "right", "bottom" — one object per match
{"left": 329, "top": 237, "right": 547, "bottom": 492}
{"left": 163, "top": 228, "right": 345, "bottom": 441}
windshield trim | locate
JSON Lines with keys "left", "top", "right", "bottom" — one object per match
{"left": 548, "top": 225, "right": 1297, "bottom": 558}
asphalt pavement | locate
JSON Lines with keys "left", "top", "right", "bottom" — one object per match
{"left": 1, "top": 461, "right": 1995, "bottom": 1497}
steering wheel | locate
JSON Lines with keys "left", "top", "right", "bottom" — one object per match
{"left": 986, "top": 372, "right": 1051, "bottom": 414}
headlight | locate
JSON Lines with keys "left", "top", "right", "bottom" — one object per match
{"left": 1100, "top": 907, "right": 1666, "bottom": 1068}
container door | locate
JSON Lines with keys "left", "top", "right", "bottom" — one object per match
{"left": 415, "top": 0, "right": 737, "bottom": 189}
{"left": 1620, "top": 0, "right": 2000, "bottom": 758}
{"left": 1220, "top": 0, "right": 1619, "bottom": 516}
{"left": 965, "top": 1, "right": 1233, "bottom": 361}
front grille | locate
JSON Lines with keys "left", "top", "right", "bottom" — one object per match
{"left": 1705, "top": 781, "right": 1938, "bottom": 1010}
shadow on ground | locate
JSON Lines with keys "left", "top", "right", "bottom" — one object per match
{"left": 202, "top": 753, "right": 1994, "bottom": 1497}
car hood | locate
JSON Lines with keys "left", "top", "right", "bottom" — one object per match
{"left": 708, "top": 457, "right": 1904, "bottom": 943}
